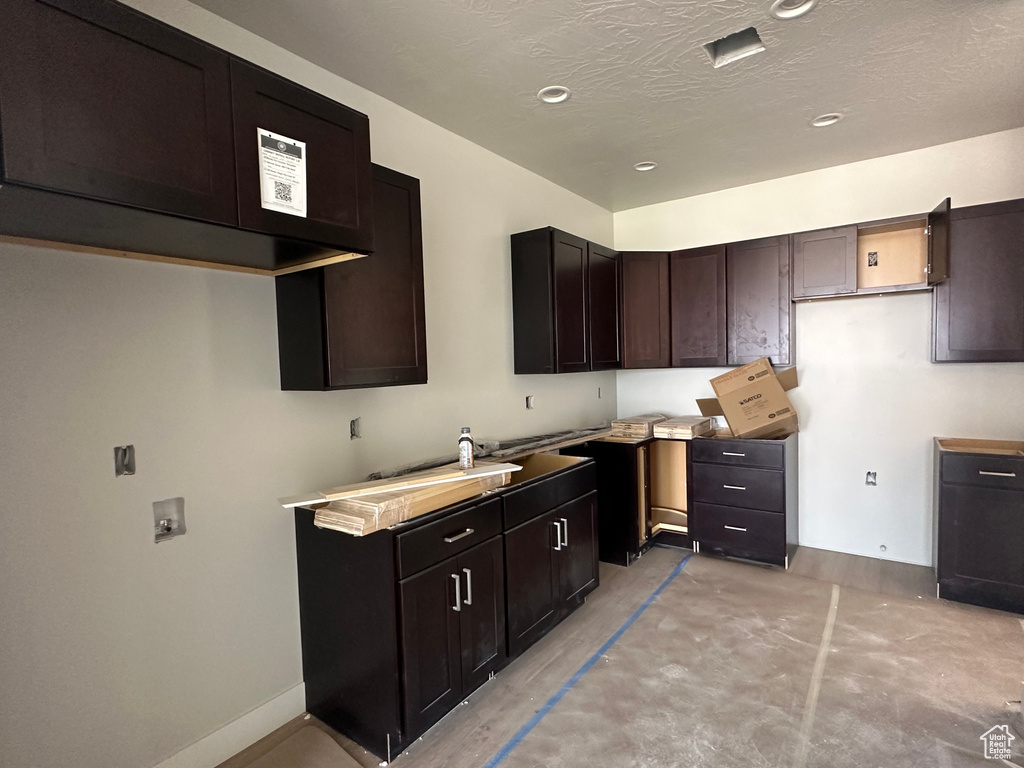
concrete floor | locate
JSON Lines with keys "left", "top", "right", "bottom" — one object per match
{"left": 227, "top": 547, "right": 1024, "bottom": 768}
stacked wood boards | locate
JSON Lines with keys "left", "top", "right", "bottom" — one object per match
{"left": 652, "top": 416, "right": 715, "bottom": 440}
{"left": 610, "top": 414, "right": 666, "bottom": 438}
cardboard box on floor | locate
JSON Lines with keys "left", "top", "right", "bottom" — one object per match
{"left": 696, "top": 357, "right": 799, "bottom": 440}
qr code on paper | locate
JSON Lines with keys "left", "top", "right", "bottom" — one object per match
{"left": 274, "top": 181, "right": 293, "bottom": 203}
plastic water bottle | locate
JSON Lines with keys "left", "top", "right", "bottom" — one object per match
{"left": 459, "top": 427, "right": 475, "bottom": 470}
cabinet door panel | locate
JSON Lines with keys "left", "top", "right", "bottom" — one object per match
{"left": 927, "top": 197, "right": 951, "bottom": 285}
{"left": 323, "top": 165, "right": 427, "bottom": 388}
{"left": 621, "top": 252, "right": 670, "bottom": 369}
{"left": 457, "top": 537, "right": 506, "bottom": 694}
{"left": 399, "top": 557, "right": 463, "bottom": 738}
{"left": 791, "top": 226, "right": 857, "bottom": 298}
{"left": 504, "top": 512, "right": 561, "bottom": 658}
{"left": 727, "top": 236, "right": 792, "bottom": 366}
{"left": 231, "top": 59, "right": 373, "bottom": 251}
{"left": 0, "top": 0, "right": 237, "bottom": 224}
{"left": 557, "top": 493, "right": 600, "bottom": 609}
{"left": 940, "top": 485, "right": 1024, "bottom": 587}
{"left": 588, "top": 243, "right": 622, "bottom": 370}
{"left": 669, "top": 246, "right": 727, "bottom": 366}
{"left": 553, "top": 231, "right": 590, "bottom": 373}
{"left": 933, "top": 199, "right": 1024, "bottom": 362}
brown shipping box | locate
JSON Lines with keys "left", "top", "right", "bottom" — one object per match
{"left": 696, "top": 357, "right": 799, "bottom": 440}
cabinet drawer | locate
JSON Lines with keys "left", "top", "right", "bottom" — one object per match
{"left": 502, "top": 463, "right": 596, "bottom": 530}
{"left": 942, "top": 453, "right": 1024, "bottom": 491}
{"left": 397, "top": 498, "right": 501, "bottom": 579}
{"left": 690, "top": 438, "right": 784, "bottom": 469}
{"left": 691, "top": 502, "right": 786, "bottom": 557}
{"left": 691, "top": 463, "right": 784, "bottom": 513}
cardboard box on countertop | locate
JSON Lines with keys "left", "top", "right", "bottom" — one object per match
{"left": 696, "top": 358, "right": 798, "bottom": 440}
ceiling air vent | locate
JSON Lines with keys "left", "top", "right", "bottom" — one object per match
{"left": 703, "top": 27, "right": 765, "bottom": 68}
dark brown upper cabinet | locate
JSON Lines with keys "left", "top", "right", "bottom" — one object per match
{"left": 792, "top": 199, "right": 950, "bottom": 301}
{"left": 275, "top": 164, "right": 427, "bottom": 389}
{"left": 0, "top": 0, "right": 373, "bottom": 271}
{"left": 0, "top": 0, "right": 237, "bottom": 224}
{"left": 587, "top": 243, "right": 623, "bottom": 370}
{"left": 669, "top": 245, "right": 727, "bottom": 367}
{"left": 510, "top": 228, "right": 621, "bottom": 374}
{"left": 791, "top": 226, "right": 858, "bottom": 299}
{"left": 621, "top": 252, "right": 671, "bottom": 369}
{"left": 230, "top": 59, "right": 374, "bottom": 254}
{"left": 933, "top": 198, "right": 1024, "bottom": 363}
{"left": 726, "top": 236, "right": 792, "bottom": 366}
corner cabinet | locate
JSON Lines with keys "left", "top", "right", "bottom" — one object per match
{"left": 932, "top": 198, "right": 1024, "bottom": 363}
{"left": 511, "top": 228, "right": 621, "bottom": 374}
{"left": 670, "top": 245, "right": 727, "bottom": 367}
{"left": 621, "top": 252, "right": 671, "bottom": 369}
{"left": 0, "top": 0, "right": 373, "bottom": 270}
{"left": 276, "top": 164, "right": 427, "bottom": 390}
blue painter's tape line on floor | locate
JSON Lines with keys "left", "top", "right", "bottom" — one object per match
{"left": 481, "top": 553, "right": 693, "bottom": 768}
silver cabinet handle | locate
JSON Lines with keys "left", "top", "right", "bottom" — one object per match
{"left": 553, "top": 521, "right": 562, "bottom": 551}
{"left": 444, "top": 528, "right": 475, "bottom": 543}
{"left": 560, "top": 517, "right": 569, "bottom": 547}
{"left": 979, "top": 470, "right": 1017, "bottom": 478}
{"left": 723, "top": 485, "right": 746, "bottom": 491}
{"left": 463, "top": 568, "right": 473, "bottom": 606}
{"left": 451, "top": 573, "right": 461, "bottom": 612}
{"left": 723, "top": 452, "right": 746, "bottom": 457}
{"left": 724, "top": 525, "right": 747, "bottom": 532}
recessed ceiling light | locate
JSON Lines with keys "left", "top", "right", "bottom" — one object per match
{"left": 810, "top": 112, "right": 843, "bottom": 127}
{"left": 770, "top": 0, "right": 818, "bottom": 20}
{"left": 633, "top": 161, "right": 658, "bottom": 172}
{"left": 537, "top": 85, "right": 571, "bottom": 104}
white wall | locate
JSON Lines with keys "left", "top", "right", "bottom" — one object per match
{"left": 0, "top": 3, "right": 615, "bottom": 767}
{"left": 614, "top": 127, "right": 1024, "bottom": 567}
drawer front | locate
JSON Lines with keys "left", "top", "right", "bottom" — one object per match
{"left": 691, "top": 502, "right": 786, "bottom": 557}
{"left": 397, "top": 498, "right": 501, "bottom": 578}
{"left": 942, "top": 453, "right": 1024, "bottom": 491}
{"left": 690, "top": 438, "right": 784, "bottom": 469}
{"left": 502, "top": 462, "right": 596, "bottom": 530}
{"left": 691, "top": 463, "right": 785, "bottom": 513}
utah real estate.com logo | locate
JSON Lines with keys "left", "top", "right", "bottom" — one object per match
{"left": 980, "top": 725, "right": 1015, "bottom": 760}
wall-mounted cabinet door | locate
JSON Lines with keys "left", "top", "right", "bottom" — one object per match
{"left": 933, "top": 198, "right": 1024, "bottom": 362}
{"left": 231, "top": 59, "right": 374, "bottom": 253}
{"left": 552, "top": 231, "right": 591, "bottom": 373}
{"left": 669, "top": 246, "right": 727, "bottom": 367}
{"left": 587, "top": 243, "right": 622, "bottom": 370}
{"left": 791, "top": 226, "right": 857, "bottom": 299}
{"left": 726, "top": 236, "right": 793, "bottom": 366}
{"left": 927, "top": 198, "right": 951, "bottom": 285}
{"left": 0, "top": 0, "right": 238, "bottom": 224}
{"left": 621, "top": 252, "right": 671, "bottom": 368}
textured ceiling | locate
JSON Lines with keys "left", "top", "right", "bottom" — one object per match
{"left": 189, "top": 0, "right": 1024, "bottom": 211}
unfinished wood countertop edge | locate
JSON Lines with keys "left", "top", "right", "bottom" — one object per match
{"left": 935, "top": 437, "right": 1024, "bottom": 456}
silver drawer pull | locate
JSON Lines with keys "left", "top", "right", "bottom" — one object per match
{"left": 723, "top": 485, "right": 746, "bottom": 491}
{"left": 553, "top": 521, "right": 563, "bottom": 551}
{"left": 560, "top": 517, "right": 569, "bottom": 547}
{"left": 979, "top": 470, "right": 1017, "bottom": 478}
{"left": 463, "top": 568, "right": 473, "bottom": 606}
{"left": 723, "top": 452, "right": 746, "bottom": 457}
{"left": 451, "top": 573, "right": 461, "bottom": 612}
{"left": 444, "top": 528, "right": 475, "bottom": 543}
{"left": 724, "top": 525, "right": 748, "bottom": 532}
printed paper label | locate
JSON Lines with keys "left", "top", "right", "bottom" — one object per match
{"left": 258, "top": 128, "right": 307, "bottom": 217}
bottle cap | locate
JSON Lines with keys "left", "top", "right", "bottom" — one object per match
{"left": 461, "top": 426, "right": 471, "bottom": 433}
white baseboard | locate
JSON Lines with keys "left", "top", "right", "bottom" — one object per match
{"left": 153, "top": 683, "right": 306, "bottom": 768}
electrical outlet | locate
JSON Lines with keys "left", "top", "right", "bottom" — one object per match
{"left": 350, "top": 417, "right": 361, "bottom": 439}
{"left": 865, "top": 471, "right": 877, "bottom": 486}
{"left": 525, "top": 395, "right": 534, "bottom": 410}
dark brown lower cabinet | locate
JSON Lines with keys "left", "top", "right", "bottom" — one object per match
{"left": 935, "top": 441, "right": 1024, "bottom": 614}
{"left": 505, "top": 492, "right": 599, "bottom": 658}
{"left": 399, "top": 536, "right": 505, "bottom": 738}
{"left": 932, "top": 198, "right": 1024, "bottom": 362}
{"left": 276, "top": 163, "right": 427, "bottom": 390}
{"left": 294, "top": 455, "right": 598, "bottom": 761}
